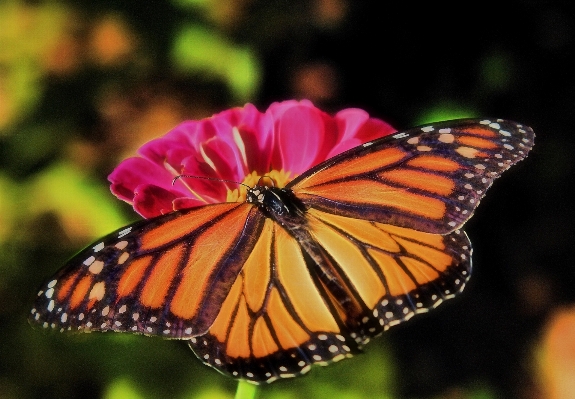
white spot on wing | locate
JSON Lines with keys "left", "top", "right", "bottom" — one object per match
{"left": 93, "top": 242, "right": 105, "bottom": 252}
{"left": 118, "top": 227, "right": 132, "bottom": 238}
{"left": 83, "top": 256, "right": 96, "bottom": 266}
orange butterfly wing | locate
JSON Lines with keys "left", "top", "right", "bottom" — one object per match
{"left": 188, "top": 120, "right": 534, "bottom": 382}
{"left": 30, "top": 202, "right": 266, "bottom": 337}
{"left": 189, "top": 218, "right": 360, "bottom": 382}
{"left": 30, "top": 118, "right": 534, "bottom": 384}
{"left": 190, "top": 213, "right": 471, "bottom": 382}
{"left": 288, "top": 119, "right": 534, "bottom": 233}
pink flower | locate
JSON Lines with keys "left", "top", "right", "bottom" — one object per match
{"left": 108, "top": 100, "right": 396, "bottom": 218}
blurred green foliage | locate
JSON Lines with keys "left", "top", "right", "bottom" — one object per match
{"left": 0, "top": 1, "right": 70, "bottom": 129}
{"left": 172, "top": 25, "right": 261, "bottom": 101}
{"left": 414, "top": 102, "right": 476, "bottom": 126}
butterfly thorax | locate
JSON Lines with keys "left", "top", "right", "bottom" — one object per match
{"left": 246, "top": 186, "right": 307, "bottom": 226}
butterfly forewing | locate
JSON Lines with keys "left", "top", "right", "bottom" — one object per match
{"left": 30, "top": 203, "right": 265, "bottom": 337}
{"left": 289, "top": 119, "right": 535, "bottom": 234}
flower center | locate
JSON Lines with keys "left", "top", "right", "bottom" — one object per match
{"left": 226, "top": 169, "right": 292, "bottom": 202}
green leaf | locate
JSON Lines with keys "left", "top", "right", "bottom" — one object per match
{"left": 171, "top": 24, "right": 261, "bottom": 101}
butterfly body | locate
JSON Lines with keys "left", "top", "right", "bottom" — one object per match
{"left": 30, "top": 119, "right": 534, "bottom": 383}
{"left": 247, "top": 185, "right": 307, "bottom": 221}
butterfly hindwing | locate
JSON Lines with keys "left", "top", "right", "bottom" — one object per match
{"left": 186, "top": 209, "right": 473, "bottom": 383}
{"left": 289, "top": 119, "right": 534, "bottom": 234}
{"left": 188, "top": 218, "right": 361, "bottom": 383}
{"left": 304, "top": 209, "right": 472, "bottom": 338}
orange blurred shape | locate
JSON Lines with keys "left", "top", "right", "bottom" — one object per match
{"left": 314, "top": 0, "right": 348, "bottom": 27}
{"left": 538, "top": 306, "right": 575, "bottom": 399}
{"left": 89, "top": 15, "right": 135, "bottom": 65}
{"left": 42, "top": 30, "right": 83, "bottom": 75}
{"left": 0, "top": 82, "right": 12, "bottom": 130}
{"left": 292, "top": 62, "right": 339, "bottom": 104}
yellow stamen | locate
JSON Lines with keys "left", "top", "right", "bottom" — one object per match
{"left": 226, "top": 170, "right": 293, "bottom": 202}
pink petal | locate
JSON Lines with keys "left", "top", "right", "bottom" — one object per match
{"left": 355, "top": 116, "right": 396, "bottom": 142}
{"left": 311, "top": 111, "right": 338, "bottom": 167}
{"left": 334, "top": 108, "right": 372, "bottom": 142}
{"left": 210, "top": 103, "right": 274, "bottom": 175}
{"left": 178, "top": 156, "right": 228, "bottom": 202}
{"left": 325, "top": 138, "right": 364, "bottom": 159}
{"left": 201, "top": 137, "right": 247, "bottom": 182}
{"left": 138, "top": 137, "right": 193, "bottom": 169}
{"left": 238, "top": 106, "right": 274, "bottom": 173}
{"left": 173, "top": 197, "right": 207, "bottom": 211}
{"left": 336, "top": 108, "right": 396, "bottom": 142}
{"left": 108, "top": 100, "right": 396, "bottom": 219}
{"left": 267, "top": 99, "right": 315, "bottom": 119}
{"left": 273, "top": 105, "right": 324, "bottom": 174}
{"left": 108, "top": 157, "right": 188, "bottom": 203}
{"left": 132, "top": 184, "right": 178, "bottom": 218}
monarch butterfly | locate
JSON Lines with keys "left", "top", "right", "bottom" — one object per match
{"left": 30, "top": 118, "right": 534, "bottom": 384}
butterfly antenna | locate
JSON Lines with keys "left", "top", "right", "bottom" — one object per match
{"left": 172, "top": 175, "right": 251, "bottom": 189}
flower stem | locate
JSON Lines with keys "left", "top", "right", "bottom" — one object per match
{"left": 234, "top": 380, "right": 259, "bottom": 399}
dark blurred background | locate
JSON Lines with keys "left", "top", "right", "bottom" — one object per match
{"left": 1, "top": 2, "right": 574, "bottom": 398}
